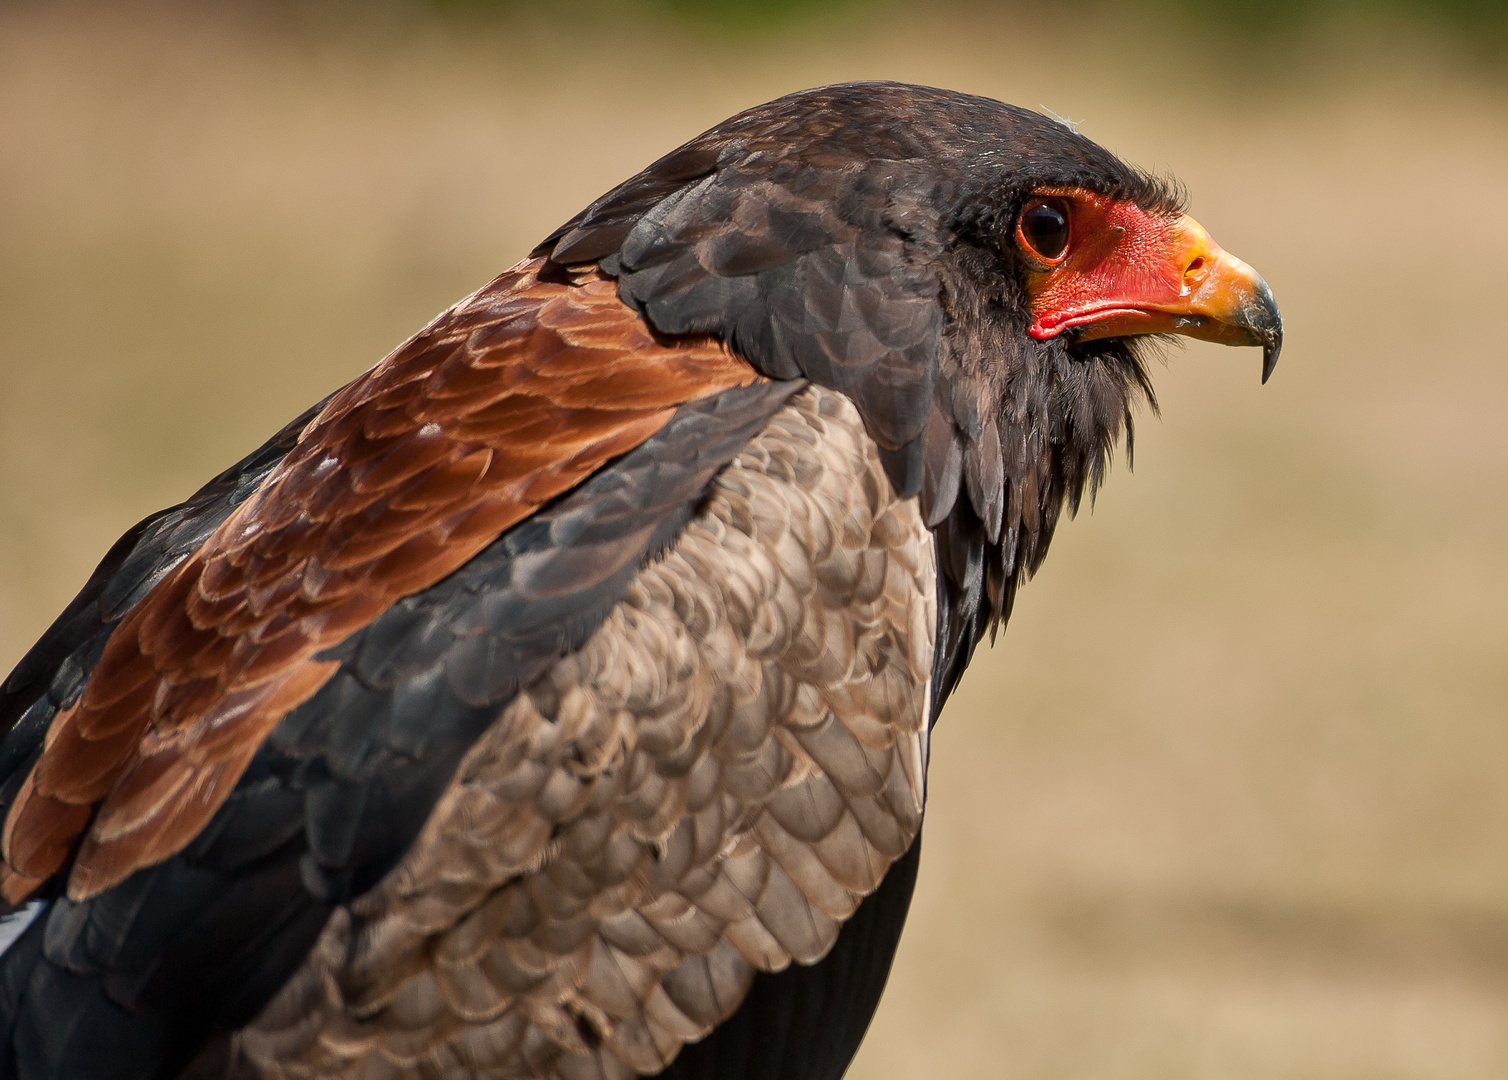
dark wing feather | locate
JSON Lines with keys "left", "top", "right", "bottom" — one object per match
{"left": 0, "top": 381, "right": 802, "bottom": 1080}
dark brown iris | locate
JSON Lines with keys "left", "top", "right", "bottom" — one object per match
{"left": 1018, "top": 199, "right": 1070, "bottom": 262}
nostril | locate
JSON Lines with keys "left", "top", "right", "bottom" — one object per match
{"left": 1186, "top": 257, "right": 1205, "bottom": 274}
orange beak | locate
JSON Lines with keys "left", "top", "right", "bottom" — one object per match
{"left": 1025, "top": 195, "right": 1284, "bottom": 382}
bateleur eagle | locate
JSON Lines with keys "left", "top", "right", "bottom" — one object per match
{"left": 0, "top": 82, "right": 1281, "bottom": 1080}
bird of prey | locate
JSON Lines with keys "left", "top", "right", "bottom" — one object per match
{"left": 0, "top": 82, "right": 1280, "bottom": 1080}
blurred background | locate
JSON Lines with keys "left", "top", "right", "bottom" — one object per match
{"left": 2, "top": 1, "right": 1507, "bottom": 1076}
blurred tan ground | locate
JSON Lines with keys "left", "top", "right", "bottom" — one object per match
{"left": 3, "top": 2, "right": 1507, "bottom": 1077}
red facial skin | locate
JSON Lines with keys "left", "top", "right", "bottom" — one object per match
{"left": 1021, "top": 186, "right": 1278, "bottom": 354}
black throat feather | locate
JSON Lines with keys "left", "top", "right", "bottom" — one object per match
{"left": 926, "top": 326, "right": 1158, "bottom": 714}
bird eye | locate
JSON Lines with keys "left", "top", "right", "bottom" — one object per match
{"left": 1018, "top": 200, "right": 1070, "bottom": 262}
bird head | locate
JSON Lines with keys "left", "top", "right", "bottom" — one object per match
{"left": 1012, "top": 188, "right": 1281, "bottom": 381}
{"left": 543, "top": 81, "right": 1281, "bottom": 653}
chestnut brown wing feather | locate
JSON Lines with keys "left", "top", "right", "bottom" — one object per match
{"left": 2, "top": 259, "right": 759, "bottom": 903}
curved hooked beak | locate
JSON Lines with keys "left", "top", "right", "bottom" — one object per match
{"left": 1027, "top": 204, "right": 1285, "bottom": 383}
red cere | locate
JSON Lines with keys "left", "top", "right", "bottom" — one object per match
{"left": 1021, "top": 188, "right": 1189, "bottom": 341}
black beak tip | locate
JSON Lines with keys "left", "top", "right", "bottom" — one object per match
{"left": 1261, "top": 333, "right": 1281, "bottom": 384}
{"left": 1254, "top": 278, "right": 1282, "bottom": 385}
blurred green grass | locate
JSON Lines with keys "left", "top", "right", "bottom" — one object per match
{"left": 2, "top": 2, "right": 1507, "bottom": 1078}
{"left": 414, "top": 0, "right": 1508, "bottom": 57}
{"left": 422, "top": 0, "right": 1508, "bottom": 41}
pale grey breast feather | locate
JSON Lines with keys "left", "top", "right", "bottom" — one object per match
{"left": 235, "top": 385, "right": 936, "bottom": 1080}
